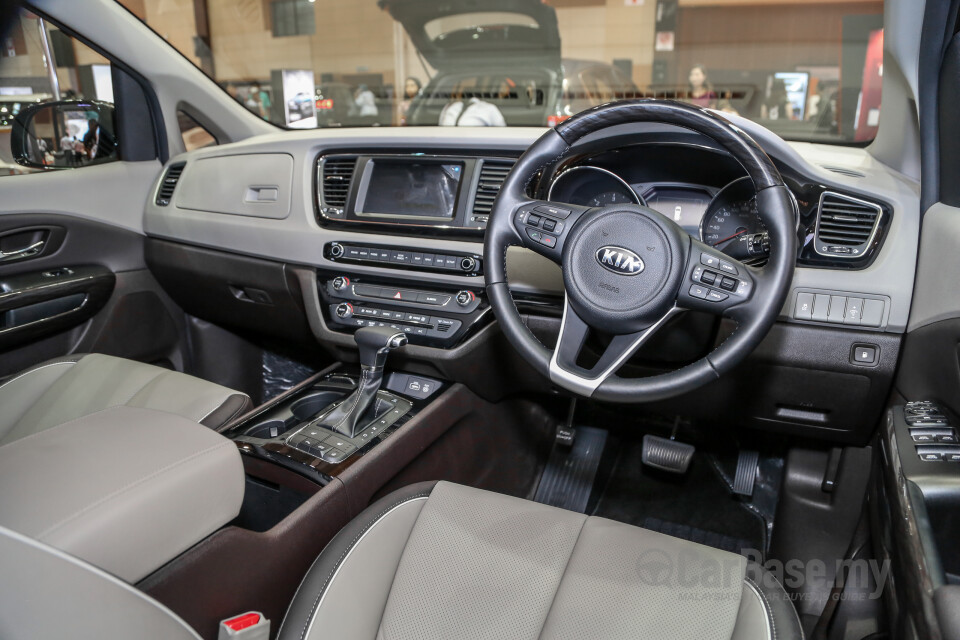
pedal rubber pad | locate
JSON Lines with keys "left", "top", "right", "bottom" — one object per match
{"left": 641, "top": 435, "right": 695, "bottom": 473}
{"left": 732, "top": 450, "right": 759, "bottom": 497}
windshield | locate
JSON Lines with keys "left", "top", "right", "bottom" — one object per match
{"left": 3, "top": 0, "right": 884, "bottom": 144}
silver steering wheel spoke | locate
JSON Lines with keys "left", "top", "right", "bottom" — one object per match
{"left": 548, "top": 296, "right": 681, "bottom": 397}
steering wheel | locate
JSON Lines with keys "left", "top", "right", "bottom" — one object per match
{"left": 484, "top": 100, "right": 797, "bottom": 403}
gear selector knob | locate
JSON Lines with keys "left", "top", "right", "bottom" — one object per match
{"left": 319, "top": 326, "right": 407, "bottom": 438}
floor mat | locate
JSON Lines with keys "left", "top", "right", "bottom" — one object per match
{"left": 591, "top": 439, "right": 768, "bottom": 557}
{"left": 533, "top": 426, "right": 608, "bottom": 513}
{"left": 641, "top": 517, "right": 753, "bottom": 555}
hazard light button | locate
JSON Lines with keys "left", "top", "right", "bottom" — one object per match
{"left": 378, "top": 288, "right": 419, "bottom": 302}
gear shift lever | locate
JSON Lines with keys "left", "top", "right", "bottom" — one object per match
{"left": 319, "top": 326, "right": 407, "bottom": 438}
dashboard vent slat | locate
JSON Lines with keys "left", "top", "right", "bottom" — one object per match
{"left": 155, "top": 162, "right": 185, "bottom": 206}
{"left": 472, "top": 159, "right": 515, "bottom": 218}
{"left": 814, "top": 192, "right": 882, "bottom": 258}
{"left": 321, "top": 156, "right": 358, "bottom": 209}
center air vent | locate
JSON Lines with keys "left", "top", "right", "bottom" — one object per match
{"left": 814, "top": 191, "right": 883, "bottom": 258}
{"left": 320, "top": 156, "right": 357, "bottom": 213}
{"left": 155, "top": 162, "right": 185, "bottom": 206}
{"left": 471, "top": 159, "right": 515, "bottom": 221}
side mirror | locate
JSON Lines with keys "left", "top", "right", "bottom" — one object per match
{"left": 11, "top": 100, "right": 119, "bottom": 170}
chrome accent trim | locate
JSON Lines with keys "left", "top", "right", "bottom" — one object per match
{"left": 548, "top": 296, "right": 679, "bottom": 397}
{"left": 813, "top": 190, "right": 884, "bottom": 260}
{"left": 547, "top": 165, "right": 644, "bottom": 206}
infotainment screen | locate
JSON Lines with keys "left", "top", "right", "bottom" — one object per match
{"left": 359, "top": 160, "right": 462, "bottom": 219}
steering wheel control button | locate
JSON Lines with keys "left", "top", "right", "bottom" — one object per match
{"left": 794, "top": 292, "right": 814, "bottom": 320}
{"left": 527, "top": 214, "right": 542, "bottom": 226}
{"left": 718, "top": 260, "right": 738, "bottom": 275}
{"left": 700, "top": 271, "right": 716, "bottom": 286}
{"left": 689, "top": 285, "right": 708, "bottom": 299}
{"left": 542, "top": 219, "right": 557, "bottom": 232}
{"left": 719, "top": 277, "right": 737, "bottom": 291}
{"left": 700, "top": 253, "right": 720, "bottom": 268}
{"left": 706, "top": 290, "right": 729, "bottom": 303}
{"left": 534, "top": 205, "right": 572, "bottom": 219}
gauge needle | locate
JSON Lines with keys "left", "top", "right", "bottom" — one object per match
{"left": 712, "top": 229, "right": 748, "bottom": 246}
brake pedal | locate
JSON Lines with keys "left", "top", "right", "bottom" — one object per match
{"left": 642, "top": 434, "right": 695, "bottom": 473}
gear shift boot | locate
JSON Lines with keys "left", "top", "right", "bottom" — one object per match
{"left": 318, "top": 326, "right": 407, "bottom": 438}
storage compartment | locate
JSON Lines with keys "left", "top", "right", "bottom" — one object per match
{"left": 291, "top": 391, "right": 342, "bottom": 421}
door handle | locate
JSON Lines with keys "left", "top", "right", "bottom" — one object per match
{"left": 0, "top": 240, "right": 45, "bottom": 262}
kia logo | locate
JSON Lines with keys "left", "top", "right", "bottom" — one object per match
{"left": 596, "top": 246, "right": 644, "bottom": 275}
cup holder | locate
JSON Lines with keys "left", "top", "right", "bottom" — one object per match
{"left": 243, "top": 420, "right": 286, "bottom": 439}
{"left": 291, "top": 391, "right": 343, "bottom": 422}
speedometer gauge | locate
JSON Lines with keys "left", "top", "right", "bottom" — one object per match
{"left": 700, "top": 177, "right": 768, "bottom": 260}
{"left": 701, "top": 198, "right": 765, "bottom": 249}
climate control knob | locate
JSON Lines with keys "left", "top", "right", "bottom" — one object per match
{"left": 455, "top": 290, "right": 475, "bottom": 307}
{"left": 332, "top": 275, "right": 350, "bottom": 291}
{"left": 335, "top": 302, "right": 354, "bottom": 319}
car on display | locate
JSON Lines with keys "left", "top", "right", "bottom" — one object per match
{"left": 1, "top": 0, "right": 958, "bottom": 639}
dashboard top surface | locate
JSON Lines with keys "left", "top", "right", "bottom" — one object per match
{"left": 143, "top": 116, "right": 920, "bottom": 332}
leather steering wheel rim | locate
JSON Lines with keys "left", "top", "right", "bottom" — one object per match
{"left": 484, "top": 100, "right": 797, "bottom": 403}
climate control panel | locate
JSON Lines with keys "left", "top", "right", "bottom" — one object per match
{"left": 319, "top": 271, "right": 486, "bottom": 347}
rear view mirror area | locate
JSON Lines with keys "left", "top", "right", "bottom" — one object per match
{"left": 11, "top": 100, "right": 118, "bottom": 170}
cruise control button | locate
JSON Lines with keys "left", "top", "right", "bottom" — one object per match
{"left": 689, "top": 285, "right": 708, "bottom": 299}
{"left": 718, "top": 260, "right": 738, "bottom": 275}
{"left": 706, "top": 290, "right": 729, "bottom": 302}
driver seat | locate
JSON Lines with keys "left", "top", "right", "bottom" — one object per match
{"left": 0, "top": 481, "right": 803, "bottom": 640}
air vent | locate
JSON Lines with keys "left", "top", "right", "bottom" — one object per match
{"left": 155, "top": 162, "right": 185, "bottom": 206}
{"left": 320, "top": 156, "right": 357, "bottom": 210}
{"left": 472, "top": 159, "right": 515, "bottom": 218}
{"left": 821, "top": 165, "right": 866, "bottom": 178}
{"left": 814, "top": 192, "right": 883, "bottom": 258}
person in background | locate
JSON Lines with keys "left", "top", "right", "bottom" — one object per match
{"left": 245, "top": 82, "right": 271, "bottom": 120}
{"left": 354, "top": 84, "right": 378, "bottom": 117}
{"left": 686, "top": 64, "right": 717, "bottom": 109}
{"left": 438, "top": 83, "right": 506, "bottom": 127}
{"left": 398, "top": 76, "right": 421, "bottom": 124}
{"left": 762, "top": 78, "right": 792, "bottom": 120}
{"left": 224, "top": 82, "right": 243, "bottom": 105}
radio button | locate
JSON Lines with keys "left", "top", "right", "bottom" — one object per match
{"left": 412, "top": 253, "right": 424, "bottom": 265}
{"left": 422, "top": 254, "right": 436, "bottom": 267}
{"left": 345, "top": 247, "right": 362, "bottom": 259}
{"left": 443, "top": 256, "right": 459, "bottom": 269}
{"left": 392, "top": 251, "right": 411, "bottom": 264}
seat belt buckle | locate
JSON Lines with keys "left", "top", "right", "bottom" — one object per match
{"left": 218, "top": 611, "right": 270, "bottom": 640}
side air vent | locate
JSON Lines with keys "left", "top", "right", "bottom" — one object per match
{"left": 155, "top": 162, "right": 185, "bottom": 206}
{"left": 320, "top": 156, "right": 357, "bottom": 213}
{"left": 471, "top": 159, "right": 515, "bottom": 220}
{"left": 814, "top": 191, "right": 883, "bottom": 258}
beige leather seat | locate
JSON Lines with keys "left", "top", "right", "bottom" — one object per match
{"left": 0, "top": 481, "right": 803, "bottom": 639}
{"left": 0, "top": 353, "right": 251, "bottom": 446}
{"left": 0, "top": 353, "right": 250, "bottom": 583}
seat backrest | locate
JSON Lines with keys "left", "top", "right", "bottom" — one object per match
{"left": 0, "top": 524, "right": 200, "bottom": 640}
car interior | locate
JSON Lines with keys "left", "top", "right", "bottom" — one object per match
{"left": 1, "top": 0, "right": 959, "bottom": 639}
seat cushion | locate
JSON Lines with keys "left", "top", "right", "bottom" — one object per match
{"left": 0, "top": 353, "right": 251, "bottom": 446}
{"left": 0, "top": 405, "right": 245, "bottom": 583}
{"left": 279, "top": 481, "right": 803, "bottom": 640}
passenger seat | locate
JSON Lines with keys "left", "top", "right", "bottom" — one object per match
{"left": 0, "top": 353, "right": 251, "bottom": 446}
